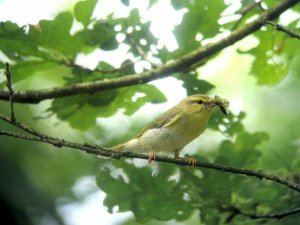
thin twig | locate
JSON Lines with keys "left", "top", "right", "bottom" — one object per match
{"left": 0, "top": 130, "right": 111, "bottom": 156}
{"left": 0, "top": 113, "right": 49, "bottom": 138}
{"left": 224, "top": 206, "right": 300, "bottom": 223}
{"left": 4, "top": 63, "right": 15, "bottom": 122}
{"left": 0, "top": 0, "right": 297, "bottom": 103}
{"left": 0, "top": 112, "right": 300, "bottom": 193}
{"left": 242, "top": 207, "right": 300, "bottom": 220}
{"left": 236, "top": 1, "right": 264, "bottom": 15}
{"left": 260, "top": 18, "right": 300, "bottom": 39}
{"left": 231, "top": 0, "right": 264, "bottom": 30}
{"left": 126, "top": 32, "right": 159, "bottom": 68}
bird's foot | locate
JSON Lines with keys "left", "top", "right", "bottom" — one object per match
{"left": 148, "top": 149, "right": 155, "bottom": 166}
{"left": 187, "top": 158, "right": 197, "bottom": 168}
{"left": 175, "top": 157, "right": 197, "bottom": 168}
{"left": 174, "top": 151, "right": 197, "bottom": 168}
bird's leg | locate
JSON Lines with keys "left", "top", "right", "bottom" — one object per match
{"left": 174, "top": 150, "right": 180, "bottom": 158}
{"left": 148, "top": 147, "right": 155, "bottom": 166}
{"left": 173, "top": 150, "right": 197, "bottom": 168}
{"left": 188, "top": 158, "right": 197, "bottom": 168}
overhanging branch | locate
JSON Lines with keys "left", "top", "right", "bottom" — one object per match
{"left": 0, "top": 0, "right": 298, "bottom": 103}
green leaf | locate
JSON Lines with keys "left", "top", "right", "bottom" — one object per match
{"left": 174, "top": 73, "right": 215, "bottom": 96}
{"left": 217, "top": 131, "right": 268, "bottom": 167}
{"left": 209, "top": 111, "right": 245, "bottom": 136}
{"left": 48, "top": 84, "right": 166, "bottom": 130}
{"left": 96, "top": 161, "right": 194, "bottom": 222}
{"left": 74, "top": 0, "right": 98, "bottom": 27}
{"left": 121, "top": 0, "right": 129, "bottom": 6}
{"left": 118, "top": 84, "right": 167, "bottom": 115}
{"left": 121, "top": 14, "right": 158, "bottom": 57}
{"left": 10, "top": 61, "right": 57, "bottom": 84}
{"left": 294, "top": 3, "right": 300, "bottom": 13}
{"left": 253, "top": 187, "right": 278, "bottom": 202}
{"left": 80, "top": 21, "right": 117, "bottom": 50}
{"left": 128, "top": 8, "right": 140, "bottom": 25}
{"left": 173, "top": 0, "right": 225, "bottom": 57}
{"left": 249, "top": 28, "right": 290, "bottom": 85}
{"left": 28, "top": 12, "right": 83, "bottom": 56}
{"left": 101, "top": 37, "right": 119, "bottom": 50}
{"left": 170, "top": 0, "right": 186, "bottom": 10}
{"left": 97, "top": 61, "right": 114, "bottom": 71}
{"left": 119, "top": 59, "right": 135, "bottom": 75}
{"left": 0, "top": 21, "right": 41, "bottom": 59}
{"left": 148, "top": 0, "right": 159, "bottom": 8}
{"left": 48, "top": 90, "right": 118, "bottom": 130}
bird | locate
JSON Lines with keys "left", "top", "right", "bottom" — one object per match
{"left": 111, "top": 94, "right": 228, "bottom": 165}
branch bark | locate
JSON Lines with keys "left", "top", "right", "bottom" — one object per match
{"left": 4, "top": 63, "right": 15, "bottom": 122}
{"left": 260, "top": 19, "right": 300, "bottom": 39}
{"left": 224, "top": 206, "right": 300, "bottom": 223}
{"left": 231, "top": 0, "right": 264, "bottom": 30}
{"left": 0, "top": 0, "right": 298, "bottom": 103}
{"left": 0, "top": 113, "right": 300, "bottom": 193}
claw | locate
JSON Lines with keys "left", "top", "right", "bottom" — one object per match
{"left": 173, "top": 150, "right": 197, "bottom": 168}
{"left": 188, "top": 158, "right": 197, "bottom": 168}
{"left": 148, "top": 149, "right": 155, "bottom": 166}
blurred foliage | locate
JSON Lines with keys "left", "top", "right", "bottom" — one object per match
{"left": 248, "top": 25, "right": 300, "bottom": 85}
{"left": 174, "top": 72, "right": 215, "bottom": 96}
{"left": 0, "top": 0, "right": 300, "bottom": 225}
{"left": 172, "top": 0, "right": 225, "bottom": 58}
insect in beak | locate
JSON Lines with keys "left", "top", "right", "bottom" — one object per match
{"left": 214, "top": 95, "right": 228, "bottom": 115}
{"left": 218, "top": 104, "right": 227, "bottom": 115}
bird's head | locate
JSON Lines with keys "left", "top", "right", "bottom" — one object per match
{"left": 184, "top": 94, "right": 229, "bottom": 115}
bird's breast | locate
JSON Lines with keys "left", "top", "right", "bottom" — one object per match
{"left": 139, "top": 110, "right": 212, "bottom": 153}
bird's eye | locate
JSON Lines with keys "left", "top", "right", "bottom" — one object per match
{"left": 197, "top": 100, "right": 203, "bottom": 104}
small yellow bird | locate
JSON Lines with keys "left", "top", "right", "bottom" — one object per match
{"left": 112, "top": 94, "right": 228, "bottom": 164}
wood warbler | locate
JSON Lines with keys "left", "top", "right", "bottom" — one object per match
{"left": 112, "top": 94, "right": 228, "bottom": 164}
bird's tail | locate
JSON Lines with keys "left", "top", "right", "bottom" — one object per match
{"left": 97, "top": 143, "right": 125, "bottom": 159}
{"left": 111, "top": 143, "right": 125, "bottom": 151}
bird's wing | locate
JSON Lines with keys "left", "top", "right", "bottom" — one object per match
{"left": 134, "top": 109, "right": 180, "bottom": 138}
{"left": 162, "top": 113, "right": 181, "bottom": 128}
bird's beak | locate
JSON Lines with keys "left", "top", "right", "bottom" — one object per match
{"left": 206, "top": 99, "right": 217, "bottom": 109}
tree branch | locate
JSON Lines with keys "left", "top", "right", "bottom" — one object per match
{"left": 0, "top": 113, "right": 300, "bottom": 194}
{"left": 0, "top": 0, "right": 298, "bottom": 104}
{"left": 236, "top": 1, "right": 264, "bottom": 15}
{"left": 125, "top": 32, "right": 158, "bottom": 67}
{"left": 224, "top": 206, "right": 300, "bottom": 223}
{"left": 231, "top": 0, "right": 264, "bottom": 31}
{"left": 259, "top": 18, "right": 300, "bottom": 39}
{"left": 4, "top": 63, "right": 15, "bottom": 122}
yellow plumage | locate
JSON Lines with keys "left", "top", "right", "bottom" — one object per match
{"left": 112, "top": 94, "right": 228, "bottom": 158}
